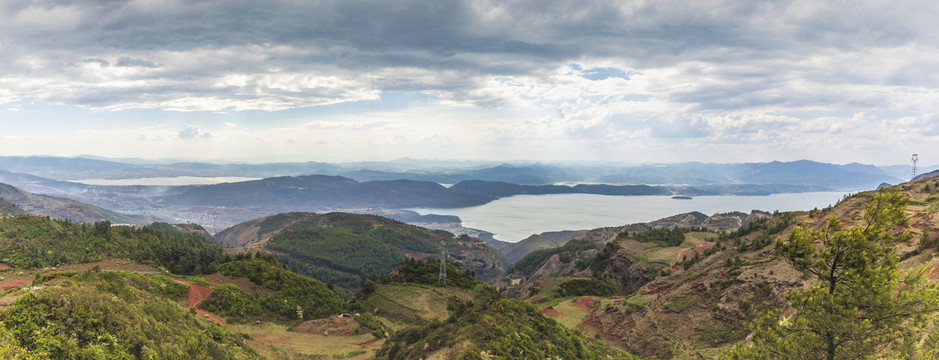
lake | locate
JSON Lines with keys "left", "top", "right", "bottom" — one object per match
{"left": 411, "top": 191, "right": 850, "bottom": 243}
{"left": 68, "top": 176, "right": 262, "bottom": 186}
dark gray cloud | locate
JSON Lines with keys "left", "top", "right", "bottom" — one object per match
{"left": 114, "top": 56, "right": 158, "bottom": 68}
{"left": 2, "top": 0, "right": 939, "bottom": 135}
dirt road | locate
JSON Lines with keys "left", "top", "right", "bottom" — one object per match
{"left": 175, "top": 280, "right": 224, "bottom": 325}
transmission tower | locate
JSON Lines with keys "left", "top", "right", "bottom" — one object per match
{"left": 438, "top": 248, "right": 447, "bottom": 284}
{"left": 913, "top": 154, "right": 919, "bottom": 179}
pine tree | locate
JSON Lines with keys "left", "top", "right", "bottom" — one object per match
{"left": 728, "top": 188, "right": 939, "bottom": 360}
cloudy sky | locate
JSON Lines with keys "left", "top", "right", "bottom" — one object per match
{"left": 1, "top": 0, "right": 937, "bottom": 165}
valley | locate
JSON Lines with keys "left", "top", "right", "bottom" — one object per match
{"left": 6, "top": 1, "right": 938, "bottom": 358}
{"left": 0, "top": 157, "right": 937, "bottom": 359}
{"left": 0, "top": 158, "right": 888, "bottom": 234}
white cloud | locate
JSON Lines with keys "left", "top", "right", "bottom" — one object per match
{"left": 178, "top": 124, "right": 211, "bottom": 139}
{"left": 0, "top": 0, "right": 937, "bottom": 164}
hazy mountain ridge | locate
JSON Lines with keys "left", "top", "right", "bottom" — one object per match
{"left": 0, "top": 197, "right": 26, "bottom": 215}
{"left": 0, "top": 182, "right": 157, "bottom": 225}
{"left": 0, "top": 156, "right": 904, "bottom": 189}
{"left": 0, "top": 157, "right": 904, "bottom": 232}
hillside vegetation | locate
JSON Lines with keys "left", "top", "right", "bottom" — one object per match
{"left": 0, "top": 216, "right": 224, "bottom": 274}
{"left": 499, "top": 178, "right": 939, "bottom": 359}
{"left": 346, "top": 259, "right": 631, "bottom": 359}
{"left": 201, "top": 257, "right": 344, "bottom": 323}
{"left": 0, "top": 269, "right": 257, "bottom": 359}
{"left": 217, "top": 212, "right": 509, "bottom": 295}
{"left": 0, "top": 198, "right": 25, "bottom": 216}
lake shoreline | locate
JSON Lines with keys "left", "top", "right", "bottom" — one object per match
{"left": 411, "top": 192, "right": 850, "bottom": 243}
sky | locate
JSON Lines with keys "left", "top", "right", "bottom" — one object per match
{"left": 1, "top": 0, "right": 937, "bottom": 165}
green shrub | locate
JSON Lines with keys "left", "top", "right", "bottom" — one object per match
{"left": 1, "top": 270, "right": 256, "bottom": 359}
{"left": 635, "top": 227, "right": 687, "bottom": 247}
{"left": 556, "top": 278, "right": 620, "bottom": 297}
{"left": 0, "top": 216, "right": 225, "bottom": 275}
{"left": 200, "top": 284, "right": 263, "bottom": 321}
{"left": 354, "top": 313, "right": 388, "bottom": 338}
{"left": 663, "top": 297, "right": 694, "bottom": 313}
{"left": 217, "top": 259, "right": 344, "bottom": 321}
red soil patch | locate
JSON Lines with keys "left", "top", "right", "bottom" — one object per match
{"left": 575, "top": 296, "right": 595, "bottom": 310}
{"left": 253, "top": 337, "right": 291, "bottom": 343}
{"left": 195, "top": 309, "right": 224, "bottom": 325}
{"left": 542, "top": 306, "right": 561, "bottom": 318}
{"left": 0, "top": 263, "right": 11, "bottom": 269}
{"left": 175, "top": 280, "right": 223, "bottom": 325}
{"left": 0, "top": 280, "right": 29, "bottom": 290}
{"left": 670, "top": 242, "right": 716, "bottom": 272}
{"left": 181, "top": 282, "right": 213, "bottom": 308}
{"left": 294, "top": 316, "right": 357, "bottom": 336}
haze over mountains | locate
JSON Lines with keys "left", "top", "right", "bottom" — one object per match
{"left": 0, "top": 156, "right": 920, "bottom": 234}
{"left": 2, "top": 154, "right": 939, "bottom": 358}
{"left": 0, "top": 155, "right": 912, "bottom": 187}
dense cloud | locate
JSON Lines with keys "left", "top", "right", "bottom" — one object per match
{"left": 1, "top": 0, "right": 938, "bottom": 163}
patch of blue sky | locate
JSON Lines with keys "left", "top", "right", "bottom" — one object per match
{"left": 567, "top": 64, "right": 632, "bottom": 81}
{"left": 581, "top": 67, "right": 632, "bottom": 81}
{"left": 622, "top": 94, "right": 653, "bottom": 101}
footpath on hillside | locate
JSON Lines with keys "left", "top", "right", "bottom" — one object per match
{"left": 0, "top": 279, "right": 30, "bottom": 290}
{"left": 175, "top": 280, "right": 224, "bottom": 325}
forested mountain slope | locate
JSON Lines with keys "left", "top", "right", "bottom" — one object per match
{"left": 216, "top": 212, "right": 509, "bottom": 294}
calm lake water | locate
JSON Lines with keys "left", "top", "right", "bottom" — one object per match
{"left": 68, "top": 176, "right": 261, "bottom": 186}
{"left": 411, "top": 192, "right": 850, "bottom": 243}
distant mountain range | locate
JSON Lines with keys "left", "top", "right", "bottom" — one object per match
{"left": 0, "top": 156, "right": 911, "bottom": 232}
{"left": 0, "top": 156, "right": 906, "bottom": 188}
{"left": 157, "top": 176, "right": 827, "bottom": 211}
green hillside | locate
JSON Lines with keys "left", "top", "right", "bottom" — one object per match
{"left": 217, "top": 212, "right": 509, "bottom": 295}
{"left": 0, "top": 198, "right": 25, "bottom": 216}
{"left": 348, "top": 259, "right": 632, "bottom": 359}
{"left": 0, "top": 216, "right": 224, "bottom": 274}
{"left": 201, "top": 257, "right": 344, "bottom": 323}
{"left": 0, "top": 269, "right": 257, "bottom": 359}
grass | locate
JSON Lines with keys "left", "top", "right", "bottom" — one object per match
{"left": 231, "top": 322, "right": 381, "bottom": 360}
{"left": 176, "top": 274, "right": 211, "bottom": 286}
{"left": 625, "top": 294, "right": 649, "bottom": 307}
{"left": 551, "top": 297, "right": 595, "bottom": 329}
{"left": 663, "top": 297, "right": 694, "bottom": 313}
{"left": 620, "top": 234, "right": 716, "bottom": 266}
{"left": 359, "top": 283, "right": 472, "bottom": 327}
